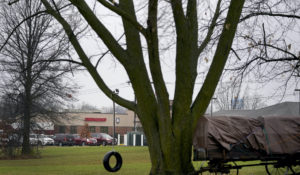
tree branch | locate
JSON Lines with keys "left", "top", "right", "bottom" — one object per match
{"left": 227, "top": 56, "right": 299, "bottom": 71}
{"left": 241, "top": 12, "right": 300, "bottom": 22}
{"left": 230, "top": 48, "right": 241, "bottom": 61}
{"left": 8, "top": 0, "right": 19, "bottom": 5}
{"left": 0, "top": 11, "right": 46, "bottom": 53}
{"left": 170, "top": 0, "right": 186, "bottom": 33}
{"left": 191, "top": 0, "right": 246, "bottom": 128}
{"left": 0, "top": 3, "right": 72, "bottom": 53}
{"left": 95, "top": 33, "right": 124, "bottom": 69}
{"left": 33, "top": 59, "right": 83, "bottom": 66}
{"left": 69, "top": 0, "right": 129, "bottom": 65}
{"left": 262, "top": 23, "right": 268, "bottom": 57}
{"left": 146, "top": 0, "right": 170, "bottom": 117}
{"left": 197, "top": 0, "right": 221, "bottom": 56}
{"left": 96, "top": 0, "right": 146, "bottom": 36}
{"left": 41, "top": 0, "right": 136, "bottom": 111}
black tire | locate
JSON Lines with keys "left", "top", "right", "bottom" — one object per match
{"left": 102, "top": 141, "right": 107, "bottom": 146}
{"left": 103, "top": 151, "right": 122, "bottom": 172}
{"left": 82, "top": 142, "right": 86, "bottom": 146}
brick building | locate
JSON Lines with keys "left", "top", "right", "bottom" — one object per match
{"left": 54, "top": 110, "right": 141, "bottom": 137}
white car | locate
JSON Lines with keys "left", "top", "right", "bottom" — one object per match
{"left": 30, "top": 134, "right": 54, "bottom": 145}
{"left": 29, "top": 134, "right": 39, "bottom": 145}
{"left": 39, "top": 134, "right": 54, "bottom": 145}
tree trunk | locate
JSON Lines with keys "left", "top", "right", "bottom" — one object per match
{"left": 22, "top": 82, "right": 32, "bottom": 155}
{"left": 21, "top": 104, "right": 31, "bottom": 155}
{"left": 141, "top": 113, "right": 196, "bottom": 175}
{"left": 22, "top": 18, "right": 33, "bottom": 154}
{"left": 147, "top": 132, "right": 195, "bottom": 175}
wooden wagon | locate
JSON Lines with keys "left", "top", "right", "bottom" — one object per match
{"left": 193, "top": 116, "right": 300, "bottom": 175}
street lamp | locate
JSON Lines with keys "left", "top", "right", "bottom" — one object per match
{"left": 211, "top": 97, "right": 217, "bottom": 117}
{"left": 112, "top": 89, "right": 119, "bottom": 146}
{"left": 295, "top": 89, "right": 300, "bottom": 115}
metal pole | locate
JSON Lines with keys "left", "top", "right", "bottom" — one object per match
{"left": 211, "top": 100, "right": 213, "bottom": 117}
{"left": 112, "top": 89, "right": 119, "bottom": 146}
{"left": 134, "top": 96, "right": 136, "bottom": 131}
{"left": 211, "top": 98, "right": 217, "bottom": 117}
{"left": 113, "top": 99, "right": 115, "bottom": 146}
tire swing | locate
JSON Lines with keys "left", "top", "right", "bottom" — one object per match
{"left": 103, "top": 151, "right": 122, "bottom": 172}
{"left": 103, "top": 89, "right": 122, "bottom": 172}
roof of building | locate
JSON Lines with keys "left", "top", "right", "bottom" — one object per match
{"left": 212, "top": 109, "right": 252, "bottom": 117}
{"left": 212, "top": 102, "right": 300, "bottom": 117}
{"left": 250, "top": 102, "right": 299, "bottom": 117}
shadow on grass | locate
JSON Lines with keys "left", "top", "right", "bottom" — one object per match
{"left": 0, "top": 145, "right": 42, "bottom": 160}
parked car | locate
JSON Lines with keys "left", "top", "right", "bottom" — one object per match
{"left": 91, "top": 133, "right": 117, "bottom": 146}
{"left": 72, "top": 134, "right": 97, "bottom": 146}
{"left": 29, "top": 134, "right": 38, "bottom": 145}
{"left": 54, "top": 134, "right": 75, "bottom": 146}
{"left": 30, "top": 134, "right": 54, "bottom": 146}
{"left": 45, "top": 135, "right": 55, "bottom": 139}
{"left": 0, "top": 130, "right": 9, "bottom": 146}
{"left": 6, "top": 133, "right": 23, "bottom": 146}
{"left": 1, "top": 133, "right": 53, "bottom": 146}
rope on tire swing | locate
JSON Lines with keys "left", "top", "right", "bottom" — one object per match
{"left": 103, "top": 89, "right": 122, "bottom": 172}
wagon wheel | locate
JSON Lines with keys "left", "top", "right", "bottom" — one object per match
{"left": 290, "top": 163, "right": 300, "bottom": 174}
{"left": 208, "top": 162, "right": 239, "bottom": 175}
{"left": 265, "top": 164, "right": 294, "bottom": 175}
{"left": 233, "top": 162, "right": 239, "bottom": 175}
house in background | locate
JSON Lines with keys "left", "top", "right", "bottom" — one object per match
{"left": 54, "top": 110, "right": 142, "bottom": 137}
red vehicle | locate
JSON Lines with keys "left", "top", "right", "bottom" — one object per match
{"left": 72, "top": 134, "right": 97, "bottom": 146}
{"left": 91, "top": 133, "right": 117, "bottom": 146}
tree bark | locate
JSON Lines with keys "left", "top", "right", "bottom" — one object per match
{"left": 22, "top": 55, "right": 33, "bottom": 155}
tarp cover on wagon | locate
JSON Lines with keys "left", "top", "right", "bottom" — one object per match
{"left": 193, "top": 116, "right": 300, "bottom": 155}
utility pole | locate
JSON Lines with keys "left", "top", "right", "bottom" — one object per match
{"left": 211, "top": 97, "right": 217, "bottom": 117}
{"left": 295, "top": 89, "right": 300, "bottom": 115}
{"left": 112, "top": 89, "right": 119, "bottom": 146}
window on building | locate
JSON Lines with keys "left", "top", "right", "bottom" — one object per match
{"left": 70, "top": 126, "right": 77, "bottom": 134}
{"left": 100, "top": 126, "right": 108, "bottom": 133}
{"left": 58, "top": 126, "right": 65, "bottom": 133}
{"left": 89, "top": 126, "right": 96, "bottom": 133}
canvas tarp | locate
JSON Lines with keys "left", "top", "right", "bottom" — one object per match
{"left": 193, "top": 116, "right": 300, "bottom": 155}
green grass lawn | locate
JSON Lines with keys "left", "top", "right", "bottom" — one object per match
{"left": 0, "top": 146, "right": 269, "bottom": 175}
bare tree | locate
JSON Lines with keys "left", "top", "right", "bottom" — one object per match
{"left": 243, "top": 94, "right": 266, "bottom": 110}
{"left": 79, "top": 103, "right": 101, "bottom": 112}
{"left": 37, "top": 0, "right": 245, "bottom": 173}
{"left": 101, "top": 105, "right": 127, "bottom": 114}
{"left": 215, "top": 82, "right": 266, "bottom": 111}
{"left": 215, "top": 81, "right": 243, "bottom": 110}
{"left": 0, "top": 0, "right": 77, "bottom": 155}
